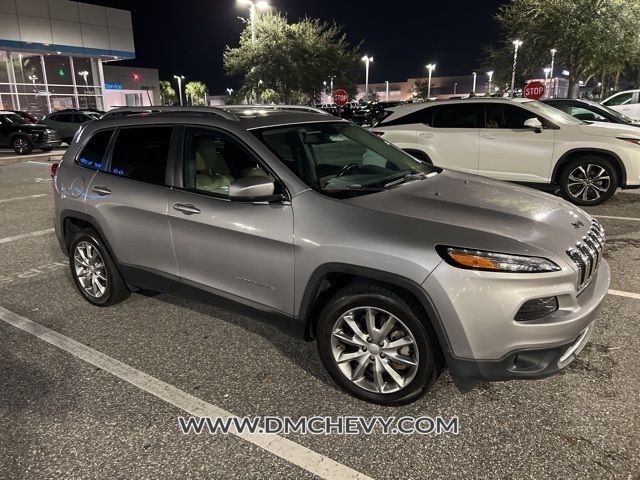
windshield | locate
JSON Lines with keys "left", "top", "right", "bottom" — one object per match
{"left": 254, "top": 122, "right": 439, "bottom": 198}
{"left": 524, "top": 101, "right": 585, "bottom": 125}
{"left": 597, "top": 103, "right": 634, "bottom": 123}
{"left": 0, "top": 113, "right": 31, "bottom": 125}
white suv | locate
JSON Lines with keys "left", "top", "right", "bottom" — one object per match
{"left": 373, "top": 98, "right": 640, "bottom": 205}
{"left": 602, "top": 90, "right": 640, "bottom": 121}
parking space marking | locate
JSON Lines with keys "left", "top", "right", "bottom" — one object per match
{"left": 0, "top": 306, "right": 373, "bottom": 480}
{"left": 27, "top": 161, "right": 56, "bottom": 166}
{"left": 595, "top": 215, "right": 640, "bottom": 222}
{"left": 0, "top": 228, "right": 54, "bottom": 244}
{"left": 608, "top": 289, "right": 640, "bottom": 300}
{"left": 0, "top": 193, "right": 47, "bottom": 204}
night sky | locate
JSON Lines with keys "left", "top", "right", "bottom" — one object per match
{"left": 84, "top": 0, "right": 508, "bottom": 94}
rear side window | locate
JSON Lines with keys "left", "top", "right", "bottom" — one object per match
{"left": 76, "top": 130, "right": 113, "bottom": 170}
{"left": 432, "top": 104, "right": 482, "bottom": 128}
{"left": 109, "top": 127, "right": 172, "bottom": 185}
{"left": 603, "top": 92, "right": 633, "bottom": 106}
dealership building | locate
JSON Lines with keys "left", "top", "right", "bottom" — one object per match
{"left": 0, "top": 0, "right": 159, "bottom": 113}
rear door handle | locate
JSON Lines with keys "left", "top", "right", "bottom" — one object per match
{"left": 418, "top": 132, "right": 434, "bottom": 139}
{"left": 173, "top": 203, "right": 201, "bottom": 215}
{"left": 481, "top": 134, "right": 496, "bottom": 140}
{"left": 92, "top": 186, "right": 111, "bottom": 196}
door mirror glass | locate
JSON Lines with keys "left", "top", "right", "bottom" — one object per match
{"left": 524, "top": 117, "right": 543, "bottom": 130}
{"left": 229, "top": 176, "right": 278, "bottom": 202}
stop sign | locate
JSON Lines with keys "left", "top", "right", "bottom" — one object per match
{"left": 524, "top": 81, "right": 546, "bottom": 100}
{"left": 333, "top": 89, "right": 349, "bottom": 106}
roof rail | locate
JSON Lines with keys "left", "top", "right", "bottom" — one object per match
{"left": 222, "top": 105, "right": 331, "bottom": 115}
{"left": 101, "top": 106, "right": 238, "bottom": 121}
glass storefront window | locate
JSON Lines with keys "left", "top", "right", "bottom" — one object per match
{"left": 44, "top": 55, "right": 74, "bottom": 86}
{"left": 10, "top": 52, "right": 44, "bottom": 85}
{"left": 16, "top": 94, "right": 49, "bottom": 114}
{"left": 16, "top": 84, "right": 48, "bottom": 94}
{"left": 74, "top": 57, "right": 101, "bottom": 94}
{"left": 50, "top": 95, "right": 77, "bottom": 110}
{"left": 0, "top": 51, "right": 9, "bottom": 83}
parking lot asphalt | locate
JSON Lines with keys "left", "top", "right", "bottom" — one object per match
{"left": 1, "top": 160, "right": 639, "bottom": 480}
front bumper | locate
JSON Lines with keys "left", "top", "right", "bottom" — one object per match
{"left": 423, "top": 258, "right": 610, "bottom": 390}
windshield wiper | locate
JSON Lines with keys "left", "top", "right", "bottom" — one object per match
{"left": 383, "top": 171, "right": 431, "bottom": 188}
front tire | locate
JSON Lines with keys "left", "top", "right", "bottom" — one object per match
{"left": 317, "top": 283, "right": 441, "bottom": 405}
{"left": 12, "top": 136, "right": 33, "bottom": 155}
{"left": 559, "top": 156, "right": 618, "bottom": 206}
{"left": 69, "top": 230, "right": 130, "bottom": 306}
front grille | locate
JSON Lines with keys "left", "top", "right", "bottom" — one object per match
{"left": 567, "top": 220, "right": 605, "bottom": 292}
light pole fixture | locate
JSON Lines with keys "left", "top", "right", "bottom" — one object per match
{"left": 549, "top": 48, "right": 557, "bottom": 98}
{"left": 472, "top": 72, "right": 477, "bottom": 95}
{"left": 173, "top": 75, "right": 185, "bottom": 106}
{"left": 510, "top": 39, "right": 523, "bottom": 98}
{"left": 486, "top": 71, "right": 494, "bottom": 94}
{"left": 77, "top": 70, "right": 89, "bottom": 86}
{"left": 238, "top": 0, "right": 270, "bottom": 43}
{"left": 28, "top": 74, "right": 38, "bottom": 85}
{"left": 361, "top": 55, "right": 373, "bottom": 101}
{"left": 426, "top": 64, "right": 436, "bottom": 100}
{"left": 226, "top": 88, "right": 234, "bottom": 95}
{"left": 453, "top": 82, "right": 457, "bottom": 95}
{"left": 543, "top": 67, "right": 551, "bottom": 98}
{"left": 385, "top": 80, "right": 389, "bottom": 101}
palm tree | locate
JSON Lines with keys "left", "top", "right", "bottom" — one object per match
{"left": 184, "top": 81, "right": 208, "bottom": 106}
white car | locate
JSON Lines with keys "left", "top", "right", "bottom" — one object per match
{"left": 372, "top": 98, "right": 640, "bottom": 205}
{"left": 602, "top": 90, "right": 640, "bottom": 121}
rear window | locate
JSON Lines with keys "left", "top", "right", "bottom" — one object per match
{"left": 76, "top": 130, "right": 114, "bottom": 170}
{"left": 109, "top": 127, "right": 172, "bottom": 185}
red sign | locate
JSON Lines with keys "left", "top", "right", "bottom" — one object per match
{"left": 333, "top": 89, "right": 349, "bottom": 107}
{"left": 524, "top": 81, "right": 545, "bottom": 100}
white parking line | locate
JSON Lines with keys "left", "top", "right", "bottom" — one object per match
{"left": 27, "top": 160, "right": 56, "bottom": 166}
{"left": 0, "top": 194, "right": 47, "bottom": 204}
{"left": 0, "top": 228, "right": 55, "bottom": 244}
{"left": 595, "top": 215, "right": 640, "bottom": 222}
{"left": 608, "top": 289, "right": 640, "bottom": 300}
{"left": 0, "top": 306, "right": 373, "bottom": 480}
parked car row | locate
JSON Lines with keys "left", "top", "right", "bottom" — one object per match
{"left": 0, "top": 108, "right": 102, "bottom": 154}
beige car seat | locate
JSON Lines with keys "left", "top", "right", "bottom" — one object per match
{"left": 194, "top": 137, "right": 234, "bottom": 194}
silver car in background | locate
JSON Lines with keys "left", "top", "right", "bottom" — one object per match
{"left": 52, "top": 106, "right": 610, "bottom": 405}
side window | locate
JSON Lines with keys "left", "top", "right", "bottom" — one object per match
{"left": 432, "top": 104, "right": 482, "bottom": 128}
{"left": 485, "top": 104, "right": 538, "bottom": 129}
{"left": 109, "top": 127, "right": 172, "bottom": 185}
{"left": 380, "top": 108, "right": 433, "bottom": 127}
{"left": 56, "top": 113, "right": 73, "bottom": 123}
{"left": 183, "top": 128, "right": 269, "bottom": 197}
{"left": 603, "top": 92, "right": 633, "bottom": 106}
{"left": 76, "top": 130, "right": 113, "bottom": 170}
{"left": 570, "top": 107, "right": 606, "bottom": 122}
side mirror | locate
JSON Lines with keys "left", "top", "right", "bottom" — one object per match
{"left": 524, "top": 117, "right": 543, "bottom": 132}
{"left": 229, "top": 176, "right": 280, "bottom": 203}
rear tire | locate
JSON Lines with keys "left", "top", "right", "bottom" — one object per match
{"left": 12, "top": 136, "right": 33, "bottom": 155}
{"left": 559, "top": 156, "right": 618, "bottom": 206}
{"left": 316, "top": 283, "right": 441, "bottom": 405}
{"left": 68, "top": 230, "right": 130, "bottom": 306}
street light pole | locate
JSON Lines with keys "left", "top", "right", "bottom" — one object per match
{"left": 426, "top": 64, "right": 436, "bottom": 100}
{"left": 487, "top": 71, "right": 494, "bottom": 94}
{"left": 544, "top": 67, "right": 551, "bottom": 98}
{"left": 385, "top": 80, "right": 389, "bottom": 101}
{"left": 361, "top": 56, "right": 373, "bottom": 101}
{"left": 549, "top": 48, "right": 557, "bottom": 98}
{"left": 239, "top": 0, "right": 270, "bottom": 43}
{"left": 510, "top": 40, "right": 523, "bottom": 98}
{"left": 472, "top": 72, "right": 477, "bottom": 95}
{"left": 173, "top": 75, "right": 185, "bottom": 106}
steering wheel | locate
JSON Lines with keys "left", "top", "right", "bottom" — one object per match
{"left": 335, "top": 163, "right": 360, "bottom": 178}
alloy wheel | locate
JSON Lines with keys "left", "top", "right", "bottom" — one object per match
{"left": 566, "top": 164, "right": 611, "bottom": 202}
{"left": 13, "top": 138, "right": 29, "bottom": 154}
{"left": 73, "top": 241, "right": 108, "bottom": 298}
{"left": 330, "top": 306, "right": 419, "bottom": 394}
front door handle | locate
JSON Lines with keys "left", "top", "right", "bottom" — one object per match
{"left": 481, "top": 134, "right": 496, "bottom": 140}
{"left": 418, "top": 132, "right": 434, "bottom": 139}
{"left": 173, "top": 203, "right": 201, "bottom": 215}
{"left": 92, "top": 186, "right": 111, "bottom": 196}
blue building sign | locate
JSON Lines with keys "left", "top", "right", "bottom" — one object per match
{"left": 105, "top": 83, "right": 123, "bottom": 90}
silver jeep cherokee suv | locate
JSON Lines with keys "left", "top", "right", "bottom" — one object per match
{"left": 52, "top": 106, "right": 610, "bottom": 405}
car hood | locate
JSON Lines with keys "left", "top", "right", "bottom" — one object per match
{"left": 13, "top": 123, "right": 48, "bottom": 131}
{"left": 576, "top": 121, "right": 640, "bottom": 138}
{"left": 344, "top": 169, "right": 593, "bottom": 257}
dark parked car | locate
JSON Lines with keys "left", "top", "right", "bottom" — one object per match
{"left": 8, "top": 110, "right": 45, "bottom": 124}
{"left": 43, "top": 109, "right": 101, "bottom": 144}
{"left": 352, "top": 101, "right": 405, "bottom": 126}
{"left": 0, "top": 111, "right": 60, "bottom": 154}
{"left": 542, "top": 98, "right": 639, "bottom": 127}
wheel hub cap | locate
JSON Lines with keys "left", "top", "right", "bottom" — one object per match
{"left": 567, "top": 164, "right": 611, "bottom": 202}
{"left": 73, "top": 241, "right": 107, "bottom": 298}
{"left": 330, "top": 306, "right": 419, "bottom": 394}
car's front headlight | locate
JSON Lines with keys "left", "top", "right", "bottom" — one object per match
{"left": 437, "top": 246, "right": 561, "bottom": 273}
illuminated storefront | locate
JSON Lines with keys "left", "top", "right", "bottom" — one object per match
{"left": 0, "top": 0, "right": 135, "bottom": 113}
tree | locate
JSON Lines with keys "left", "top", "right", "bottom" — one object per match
{"left": 159, "top": 80, "right": 176, "bottom": 105}
{"left": 484, "top": 0, "right": 640, "bottom": 98}
{"left": 413, "top": 78, "right": 433, "bottom": 100}
{"left": 224, "top": 12, "right": 361, "bottom": 104}
{"left": 184, "top": 81, "right": 208, "bottom": 106}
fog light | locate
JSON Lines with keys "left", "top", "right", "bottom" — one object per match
{"left": 515, "top": 296, "right": 558, "bottom": 321}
